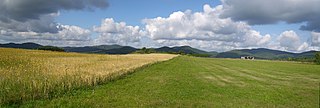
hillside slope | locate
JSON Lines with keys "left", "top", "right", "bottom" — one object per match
{"left": 0, "top": 42, "right": 42, "bottom": 49}
{"left": 0, "top": 42, "right": 317, "bottom": 59}
{"left": 63, "top": 45, "right": 137, "bottom": 54}
{"left": 155, "top": 46, "right": 218, "bottom": 56}
{"left": 216, "top": 48, "right": 319, "bottom": 59}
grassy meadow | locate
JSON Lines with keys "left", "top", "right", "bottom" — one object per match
{"left": 17, "top": 56, "right": 320, "bottom": 107}
{"left": 0, "top": 48, "right": 176, "bottom": 105}
{"left": 1, "top": 48, "right": 319, "bottom": 107}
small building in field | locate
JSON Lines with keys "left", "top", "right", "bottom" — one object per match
{"left": 240, "top": 56, "right": 255, "bottom": 60}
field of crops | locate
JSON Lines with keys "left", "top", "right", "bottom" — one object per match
{"left": 18, "top": 56, "right": 320, "bottom": 107}
{"left": 0, "top": 48, "right": 176, "bottom": 105}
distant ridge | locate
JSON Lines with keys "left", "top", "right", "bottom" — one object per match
{"left": 0, "top": 42, "right": 42, "bottom": 49}
{"left": 63, "top": 45, "right": 137, "bottom": 54}
{"left": 216, "top": 48, "right": 319, "bottom": 59}
{"left": 0, "top": 42, "right": 318, "bottom": 59}
{"left": 155, "top": 46, "right": 217, "bottom": 56}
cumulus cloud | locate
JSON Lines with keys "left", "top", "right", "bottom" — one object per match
{"left": 0, "top": 25, "right": 92, "bottom": 46}
{"left": 311, "top": 32, "right": 320, "bottom": 47}
{"left": 0, "top": 0, "right": 108, "bottom": 33}
{"left": 220, "top": 0, "right": 320, "bottom": 32}
{"left": 277, "top": 30, "right": 309, "bottom": 51}
{"left": 93, "top": 18, "right": 144, "bottom": 46}
{"left": 0, "top": 1, "right": 317, "bottom": 52}
{"left": 153, "top": 39, "right": 254, "bottom": 52}
{"left": 143, "top": 4, "right": 271, "bottom": 51}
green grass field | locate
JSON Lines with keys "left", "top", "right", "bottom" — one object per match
{"left": 11, "top": 56, "right": 319, "bottom": 107}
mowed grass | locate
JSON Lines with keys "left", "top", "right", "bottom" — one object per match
{"left": 16, "top": 56, "right": 320, "bottom": 107}
{"left": 0, "top": 48, "right": 176, "bottom": 105}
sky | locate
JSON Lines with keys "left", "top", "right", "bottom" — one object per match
{"left": 0, "top": 0, "right": 319, "bottom": 52}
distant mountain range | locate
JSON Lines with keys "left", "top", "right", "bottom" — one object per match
{"left": 0, "top": 42, "right": 318, "bottom": 59}
{"left": 63, "top": 45, "right": 137, "bottom": 54}
{"left": 0, "top": 42, "right": 42, "bottom": 49}
{"left": 216, "top": 48, "right": 318, "bottom": 59}
{"left": 154, "top": 46, "right": 218, "bottom": 56}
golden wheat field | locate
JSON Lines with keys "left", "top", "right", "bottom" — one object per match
{"left": 0, "top": 48, "right": 177, "bottom": 104}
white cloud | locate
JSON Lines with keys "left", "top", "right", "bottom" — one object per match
{"left": 143, "top": 4, "right": 271, "bottom": 51}
{"left": 0, "top": 0, "right": 109, "bottom": 33}
{"left": 0, "top": 3, "right": 318, "bottom": 53}
{"left": 311, "top": 32, "right": 320, "bottom": 47}
{"left": 0, "top": 24, "right": 92, "bottom": 46}
{"left": 277, "top": 30, "right": 309, "bottom": 52}
{"left": 93, "top": 18, "right": 144, "bottom": 46}
{"left": 153, "top": 39, "right": 251, "bottom": 52}
{"left": 0, "top": 0, "right": 108, "bottom": 46}
{"left": 297, "top": 42, "right": 309, "bottom": 51}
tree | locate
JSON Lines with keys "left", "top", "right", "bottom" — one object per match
{"left": 178, "top": 50, "right": 185, "bottom": 55}
{"left": 135, "top": 47, "right": 156, "bottom": 54}
{"left": 37, "top": 46, "right": 65, "bottom": 52}
{"left": 141, "top": 47, "right": 147, "bottom": 51}
{"left": 315, "top": 52, "right": 320, "bottom": 64}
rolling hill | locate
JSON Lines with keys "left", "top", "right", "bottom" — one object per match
{"left": 155, "top": 46, "right": 218, "bottom": 56}
{"left": 63, "top": 45, "right": 137, "bottom": 54}
{"left": 0, "top": 42, "right": 215, "bottom": 55}
{"left": 0, "top": 42, "right": 318, "bottom": 59}
{"left": 156, "top": 46, "right": 207, "bottom": 54}
{"left": 0, "top": 42, "right": 42, "bottom": 49}
{"left": 96, "top": 46, "right": 138, "bottom": 54}
{"left": 0, "top": 43, "right": 138, "bottom": 54}
{"left": 216, "top": 48, "right": 319, "bottom": 59}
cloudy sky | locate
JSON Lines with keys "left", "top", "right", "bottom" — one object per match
{"left": 0, "top": 0, "right": 319, "bottom": 52}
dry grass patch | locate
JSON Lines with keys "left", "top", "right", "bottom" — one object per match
{"left": 0, "top": 48, "right": 177, "bottom": 104}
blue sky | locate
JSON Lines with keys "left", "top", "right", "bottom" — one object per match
{"left": 55, "top": 0, "right": 314, "bottom": 51}
{"left": 57, "top": 0, "right": 307, "bottom": 39}
{"left": 0, "top": 0, "right": 319, "bottom": 52}
{"left": 56, "top": 0, "right": 221, "bottom": 27}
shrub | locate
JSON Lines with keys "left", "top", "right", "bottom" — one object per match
{"left": 38, "top": 46, "right": 65, "bottom": 52}
{"left": 135, "top": 47, "right": 156, "bottom": 54}
{"left": 315, "top": 52, "right": 320, "bottom": 64}
{"left": 189, "top": 54, "right": 211, "bottom": 57}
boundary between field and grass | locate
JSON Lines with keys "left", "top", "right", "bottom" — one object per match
{"left": 95, "top": 55, "right": 179, "bottom": 84}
